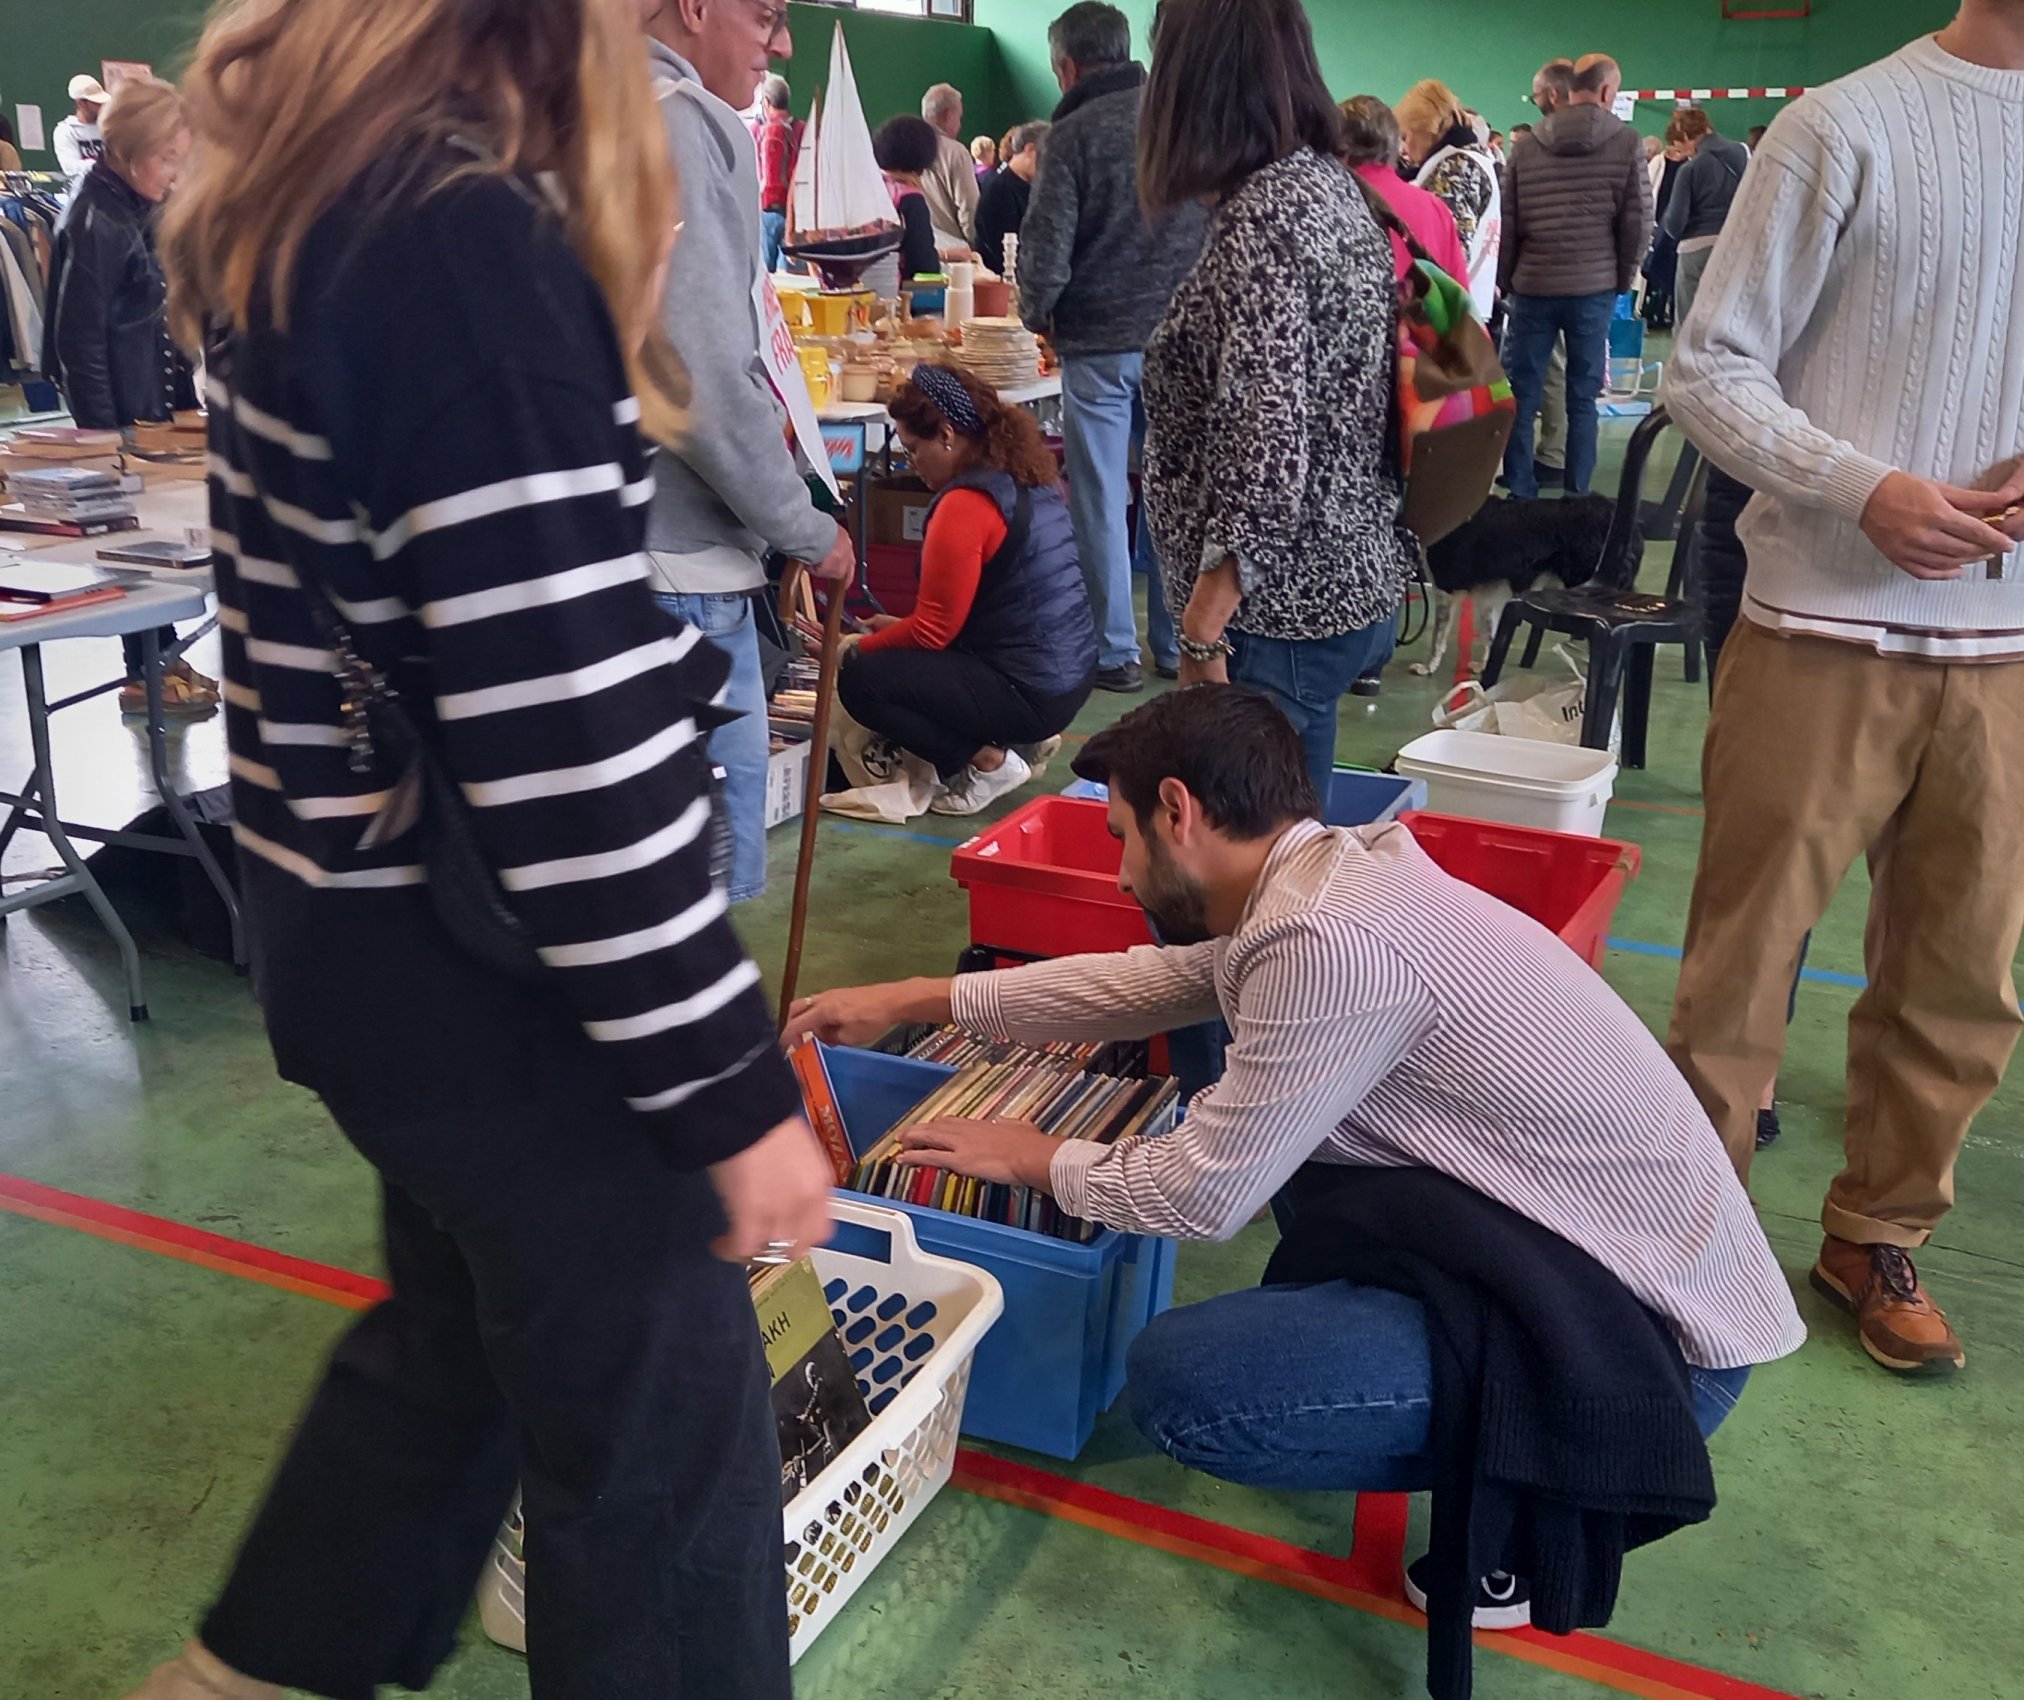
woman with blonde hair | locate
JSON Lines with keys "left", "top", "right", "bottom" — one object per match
{"left": 127, "top": 0, "right": 830, "bottom": 1695}
{"left": 1394, "top": 77, "right": 1501, "bottom": 317}
{"left": 43, "top": 76, "right": 212, "bottom": 714}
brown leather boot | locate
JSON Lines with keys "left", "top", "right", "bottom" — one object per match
{"left": 124, "top": 1642, "right": 282, "bottom": 1700}
{"left": 1810, "top": 1236, "right": 1965, "bottom": 1375}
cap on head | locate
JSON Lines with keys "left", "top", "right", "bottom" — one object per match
{"left": 70, "top": 74, "right": 109, "bottom": 105}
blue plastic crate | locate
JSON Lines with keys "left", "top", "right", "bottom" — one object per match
{"left": 821, "top": 1044, "right": 1177, "bottom": 1460}
{"left": 1063, "top": 768, "right": 1425, "bottom": 828}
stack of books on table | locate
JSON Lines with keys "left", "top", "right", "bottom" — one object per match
{"left": 0, "top": 560, "right": 131, "bottom": 624}
{"left": 0, "top": 427, "right": 125, "bottom": 475}
{"left": 0, "top": 465, "right": 141, "bottom": 537}
{"left": 849, "top": 1061, "right": 1180, "bottom": 1243}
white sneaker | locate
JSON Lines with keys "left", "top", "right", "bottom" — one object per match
{"left": 929, "top": 750, "right": 1032, "bottom": 816}
{"left": 1012, "top": 735, "right": 1064, "bottom": 779}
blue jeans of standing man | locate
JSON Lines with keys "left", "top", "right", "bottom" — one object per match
{"left": 1231, "top": 617, "right": 1398, "bottom": 798}
{"left": 1128, "top": 1281, "right": 1751, "bottom": 1494}
{"left": 760, "top": 209, "right": 787, "bottom": 277}
{"left": 1501, "top": 290, "right": 1617, "bottom": 499}
{"left": 1063, "top": 353, "right": 1170, "bottom": 672}
{"left": 656, "top": 591, "right": 770, "bottom": 904}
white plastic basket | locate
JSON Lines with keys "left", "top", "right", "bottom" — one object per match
{"left": 476, "top": 1198, "right": 1004, "bottom": 1664}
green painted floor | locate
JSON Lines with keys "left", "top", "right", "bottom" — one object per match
{"left": 7, "top": 436, "right": 2024, "bottom": 1698}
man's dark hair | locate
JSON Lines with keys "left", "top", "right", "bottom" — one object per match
{"left": 874, "top": 114, "right": 941, "bottom": 176}
{"left": 1337, "top": 94, "right": 1401, "bottom": 170}
{"left": 1139, "top": 0, "right": 1341, "bottom": 213}
{"left": 1073, "top": 686, "right": 1319, "bottom": 838}
{"left": 1048, "top": 2, "right": 1132, "bottom": 73}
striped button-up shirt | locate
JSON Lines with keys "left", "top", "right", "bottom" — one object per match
{"left": 952, "top": 819, "right": 1806, "bottom": 1370}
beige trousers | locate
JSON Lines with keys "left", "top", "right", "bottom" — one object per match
{"left": 1668, "top": 617, "right": 2024, "bottom": 1246}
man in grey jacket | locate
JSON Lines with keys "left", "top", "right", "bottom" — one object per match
{"left": 1020, "top": 1, "right": 1205, "bottom": 692}
{"left": 1498, "top": 53, "right": 1651, "bottom": 499}
{"left": 643, "top": 0, "right": 854, "bottom": 903}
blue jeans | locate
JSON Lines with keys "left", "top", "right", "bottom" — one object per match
{"left": 1063, "top": 352, "right": 1169, "bottom": 670}
{"left": 1129, "top": 1281, "right": 1751, "bottom": 1495}
{"left": 1231, "top": 617, "right": 1397, "bottom": 798}
{"left": 1501, "top": 290, "right": 1616, "bottom": 498}
{"left": 656, "top": 591, "right": 769, "bottom": 904}
{"left": 760, "top": 209, "right": 787, "bottom": 277}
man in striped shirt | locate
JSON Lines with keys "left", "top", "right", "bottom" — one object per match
{"left": 788, "top": 686, "right": 1803, "bottom": 1621}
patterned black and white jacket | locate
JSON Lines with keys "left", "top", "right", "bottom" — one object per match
{"left": 1144, "top": 147, "right": 1417, "bottom": 643}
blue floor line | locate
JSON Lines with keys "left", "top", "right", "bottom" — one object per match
{"left": 1610, "top": 936, "right": 1868, "bottom": 990}
{"left": 822, "top": 819, "right": 971, "bottom": 849}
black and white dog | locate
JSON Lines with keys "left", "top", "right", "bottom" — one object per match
{"left": 1411, "top": 494, "right": 1624, "bottom": 677}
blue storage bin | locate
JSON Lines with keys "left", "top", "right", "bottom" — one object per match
{"left": 1063, "top": 768, "right": 1424, "bottom": 828}
{"left": 821, "top": 1044, "right": 1177, "bottom": 1459}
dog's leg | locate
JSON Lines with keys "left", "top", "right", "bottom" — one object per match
{"left": 1410, "top": 591, "right": 1457, "bottom": 676}
{"left": 1470, "top": 585, "right": 1515, "bottom": 675}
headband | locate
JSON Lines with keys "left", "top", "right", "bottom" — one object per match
{"left": 909, "top": 364, "right": 986, "bottom": 438}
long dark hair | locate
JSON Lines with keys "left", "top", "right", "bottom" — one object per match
{"left": 889, "top": 363, "right": 1061, "bottom": 488}
{"left": 1138, "top": 0, "right": 1341, "bottom": 213}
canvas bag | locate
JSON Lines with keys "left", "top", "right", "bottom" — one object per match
{"left": 1354, "top": 177, "right": 1516, "bottom": 547}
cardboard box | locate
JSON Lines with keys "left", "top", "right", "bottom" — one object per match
{"left": 766, "top": 739, "right": 813, "bottom": 830}
{"left": 868, "top": 475, "right": 934, "bottom": 547}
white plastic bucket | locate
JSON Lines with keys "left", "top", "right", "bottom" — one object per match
{"left": 1395, "top": 728, "right": 1618, "bottom": 836}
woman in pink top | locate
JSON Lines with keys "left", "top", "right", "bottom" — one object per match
{"left": 1337, "top": 95, "right": 1468, "bottom": 288}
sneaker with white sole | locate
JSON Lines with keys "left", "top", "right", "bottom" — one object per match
{"left": 1403, "top": 1556, "right": 1532, "bottom": 1631}
{"left": 929, "top": 750, "right": 1032, "bottom": 816}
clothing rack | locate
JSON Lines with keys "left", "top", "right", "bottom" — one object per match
{"left": 0, "top": 172, "right": 59, "bottom": 387}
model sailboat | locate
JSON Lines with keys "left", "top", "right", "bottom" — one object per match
{"left": 784, "top": 22, "right": 902, "bottom": 288}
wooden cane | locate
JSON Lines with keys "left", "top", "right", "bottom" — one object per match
{"left": 778, "top": 564, "right": 851, "bottom": 1029}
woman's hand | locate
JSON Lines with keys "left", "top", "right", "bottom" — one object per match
{"left": 1178, "top": 651, "right": 1229, "bottom": 688}
{"left": 1178, "top": 555, "right": 1242, "bottom": 687}
{"left": 866, "top": 614, "right": 903, "bottom": 632}
{"left": 707, "top": 1115, "right": 835, "bottom": 1264}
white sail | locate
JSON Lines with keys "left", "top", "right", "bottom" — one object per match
{"left": 813, "top": 22, "right": 897, "bottom": 234}
{"left": 791, "top": 88, "right": 820, "bottom": 235}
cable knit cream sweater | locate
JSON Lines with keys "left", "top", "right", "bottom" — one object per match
{"left": 1664, "top": 35, "right": 2024, "bottom": 659}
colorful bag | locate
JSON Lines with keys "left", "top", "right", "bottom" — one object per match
{"left": 1355, "top": 179, "right": 1515, "bottom": 547}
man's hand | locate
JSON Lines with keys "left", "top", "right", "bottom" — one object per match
{"left": 708, "top": 1115, "right": 835, "bottom": 1264}
{"left": 782, "top": 977, "right": 954, "bottom": 1050}
{"left": 1861, "top": 471, "right": 2017, "bottom": 580}
{"left": 895, "top": 1118, "right": 1060, "bottom": 1190}
{"left": 809, "top": 523, "right": 856, "bottom": 584}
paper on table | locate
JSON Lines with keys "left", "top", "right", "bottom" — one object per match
{"left": 16, "top": 106, "right": 43, "bottom": 155}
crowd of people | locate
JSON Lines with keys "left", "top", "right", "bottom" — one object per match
{"left": 21, "top": 0, "right": 2012, "bottom": 1694}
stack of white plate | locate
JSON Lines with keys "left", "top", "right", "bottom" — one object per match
{"left": 957, "top": 318, "right": 1041, "bottom": 389}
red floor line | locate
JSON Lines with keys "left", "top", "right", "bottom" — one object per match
{"left": 1, "top": 1173, "right": 1799, "bottom": 1700}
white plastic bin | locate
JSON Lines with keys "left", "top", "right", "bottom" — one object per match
{"left": 477, "top": 1198, "right": 1003, "bottom": 1665}
{"left": 1395, "top": 729, "right": 1618, "bottom": 836}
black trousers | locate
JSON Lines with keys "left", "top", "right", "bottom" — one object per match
{"left": 1696, "top": 465, "right": 1755, "bottom": 674}
{"left": 838, "top": 645, "right": 1092, "bottom": 780}
{"left": 201, "top": 1031, "right": 789, "bottom": 1700}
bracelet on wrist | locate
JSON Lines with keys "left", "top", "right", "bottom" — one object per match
{"left": 1177, "top": 633, "right": 1234, "bottom": 663}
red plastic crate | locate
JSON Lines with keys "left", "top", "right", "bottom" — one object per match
{"left": 1395, "top": 810, "right": 1640, "bottom": 970}
{"left": 950, "top": 797, "right": 1151, "bottom": 958}
{"left": 951, "top": 798, "right": 1640, "bottom": 971}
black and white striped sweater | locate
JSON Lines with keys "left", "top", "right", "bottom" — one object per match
{"left": 208, "top": 162, "right": 799, "bottom": 1166}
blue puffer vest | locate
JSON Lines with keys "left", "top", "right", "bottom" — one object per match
{"left": 930, "top": 468, "right": 1096, "bottom": 698}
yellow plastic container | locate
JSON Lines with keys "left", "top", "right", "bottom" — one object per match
{"left": 805, "top": 291, "right": 869, "bottom": 337}
{"left": 798, "top": 345, "right": 834, "bottom": 408}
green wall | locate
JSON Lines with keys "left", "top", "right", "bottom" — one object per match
{"left": 975, "top": 0, "right": 1960, "bottom": 138}
{"left": 0, "top": 1, "right": 1018, "bottom": 164}
{"left": 0, "top": 0, "right": 207, "bottom": 160}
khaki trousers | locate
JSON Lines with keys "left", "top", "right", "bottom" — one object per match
{"left": 1667, "top": 617, "right": 2024, "bottom": 1246}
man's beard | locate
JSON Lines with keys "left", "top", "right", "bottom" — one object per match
{"left": 1137, "top": 842, "right": 1214, "bottom": 947}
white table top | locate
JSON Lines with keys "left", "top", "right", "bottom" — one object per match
{"left": 0, "top": 479, "right": 217, "bottom": 650}
{"left": 0, "top": 573, "right": 213, "bottom": 651}
{"left": 816, "top": 371, "right": 1061, "bottom": 428}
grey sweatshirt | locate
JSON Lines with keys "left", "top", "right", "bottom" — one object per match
{"left": 1662, "top": 134, "right": 1750, "bottom": 244}
{"left": 1017, "top": 63, "right": 1205, "bottom": 358}
{"left": 644, "top": 41, "right": 835, "bottom": 590}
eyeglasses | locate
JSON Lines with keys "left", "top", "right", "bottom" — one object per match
{"left": 747, "top": 0, "right": 791, "bottom": 38}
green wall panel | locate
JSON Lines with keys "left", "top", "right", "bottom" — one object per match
{"left": 973, "top": 0, "right": 1960, "bottom": 138}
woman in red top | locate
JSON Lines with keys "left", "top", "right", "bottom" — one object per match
{"left": 1337, "top": 95, "right": 1469, "bottom": 288}
{"left": 841, "top": 364, "right": 1097, "bottom": 815}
